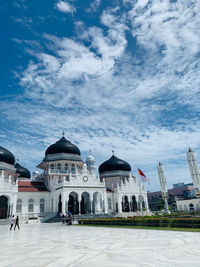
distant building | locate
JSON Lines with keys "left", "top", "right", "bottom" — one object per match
{"left": 176, "top": 199, "right": 200, "bottom": 212}
{"left": 173, "top": 182, "right": 184, "bottom": 189}
{"left": 148, "top": 183, "right": 195, "bottom": 211}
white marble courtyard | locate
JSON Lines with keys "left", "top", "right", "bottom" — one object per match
{"left": 1, "top": 223, "right": 200, "bottom": 267}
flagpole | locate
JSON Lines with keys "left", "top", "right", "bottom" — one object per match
{"left": 139, "top": 174, "right": 143, "bottom": 215}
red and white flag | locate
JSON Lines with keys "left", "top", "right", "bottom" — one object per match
{"left": 138, "top": 168, "right": 150, "bottom": 184}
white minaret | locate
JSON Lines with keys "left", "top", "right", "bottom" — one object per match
{"left": 157, "top": 162, "right": 170, "bottom": 214}
{"left": 187, "top": 147, "right": 200, "bottom": 199}
{"left": 85, "top": 150, "right": 96, "bottom": 175}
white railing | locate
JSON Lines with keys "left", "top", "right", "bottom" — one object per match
{"left": 49, "top": 169, "right": 73, "bottom": 174}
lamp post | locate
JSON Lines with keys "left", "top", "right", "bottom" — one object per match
{"left": 157, "top": 162, "right": 170, "bottom": 214}
{"left": 187, "top": 148, "right": 200, "bottom": 200}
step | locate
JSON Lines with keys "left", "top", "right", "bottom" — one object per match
{"left": 0, "top": 219, "right": 9, "bottom": 225}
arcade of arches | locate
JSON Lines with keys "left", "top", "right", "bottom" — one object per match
{"left": 58, "top": 191, "right": 103, "bottom": 215}
{"left": 122, "top": 195, "right": 146, "bottom": 212}
{"left": 57, "top": 192, "right": 146, "bottom": 215}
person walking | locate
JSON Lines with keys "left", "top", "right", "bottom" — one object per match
{"left": 9, "top": 215, "right": 15, "bottom": 230}
{"left": 14, "top": 216, "right": 20, "bottom": 230}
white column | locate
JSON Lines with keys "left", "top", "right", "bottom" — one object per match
{"left": 78, "top": 195, "right": 81, "bottom": 215}
{"left": 104, "top": 191, "right": 108, "bottom": 214}
{"left": 118, "top": 195, "right": 122, "bottom": 213}
{"left": 90, "top": 194, "right": 93, "bottom": 214}
{"left": 12, "top": 194, "right": 17, "bottom": 215}
{"left": 128, "top": 196, "right": 132, "bottom": 212}
{"left": 61, "top": 192, "right": 66, "bottom": 215}
{"left": 65, "top": 194, "right": 69, "bottom": 213}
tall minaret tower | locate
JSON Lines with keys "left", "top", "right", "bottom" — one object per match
{"left": 187, "top": 147, "right": 200, "bottom": 199}
{"left": 157, "top": 162, "right": 170, "bottom": 214}
{"left": 85, "top": 150, "right": 96, "bottom": 175}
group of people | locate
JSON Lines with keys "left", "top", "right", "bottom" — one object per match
{"left": 61, "top": 211, "right": 73, "bottom": 226}
{"left": 9, "top": 215, "right": 20, "bottom": 230}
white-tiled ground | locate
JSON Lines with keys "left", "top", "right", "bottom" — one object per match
{"left": 1, "top": 223, "right": 200, "bottom": 267}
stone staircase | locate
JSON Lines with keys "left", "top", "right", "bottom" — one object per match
{"left": 0, "top": 219, "right": 9, "bottom": 225}
{"left": 44, "top": 213, "right": 115, "bottom": 223}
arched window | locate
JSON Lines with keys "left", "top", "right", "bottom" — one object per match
{"left": 28, "top": 199, "right": 34, "bottom": 212}
{"left": 64, "top": 163, "right": 68, "bottom": 171}
{"left": 40, "top": 199, "right": 45, "bottom": 213}
{"left": 108, "top": 198, "right": 112, "bottom": 210}
{"left": 16, "top": 199, "right": 22, "bottom": 213}
{"left": 57, "top": 163, "right": 61, "bottom": 169}
{"left": 50, "top": 164, "right": 54, "bottom": 172}
{"left": 71, "top": 164, "right": 76, "bottom": 174}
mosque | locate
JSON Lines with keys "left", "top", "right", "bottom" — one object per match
{"left": 0, "top": 134, "right": 149, "bottom": 220}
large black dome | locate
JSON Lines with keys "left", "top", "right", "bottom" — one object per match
{"left": 15, "top": 163, "right": 31, "bottom": 179}
{"left": 0, "top": 146, "right": 15, "bottom": 165}
{"left": 99, "top": 155, "right": 131, "bottom": 173}
{"left": 45, "top": 136, "right": 81, "bottom": 156}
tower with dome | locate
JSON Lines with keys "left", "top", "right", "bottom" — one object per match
{"left": 0, "top": 135, "right": 149, "bottom": 220}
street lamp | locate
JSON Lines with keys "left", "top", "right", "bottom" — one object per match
{"left": 157, "top": 162, "right": 170, "bottom": 214}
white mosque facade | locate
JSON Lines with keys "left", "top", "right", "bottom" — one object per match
{"left": 0, "top": 135, "right": 149, "bottom": 220}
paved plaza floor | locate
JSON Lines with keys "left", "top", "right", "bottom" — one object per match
{"left": 1, "top": 223, "right": 200, "bottom": 267}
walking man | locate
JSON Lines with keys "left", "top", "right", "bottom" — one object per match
{"left": 9, "top": 215, "right": 15, "bottom": 230}
{"left": 14, "top": 216, "right": 20, "bottom": 230}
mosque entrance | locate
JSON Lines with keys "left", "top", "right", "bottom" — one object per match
{"left": 131, "top": 196, "right": 137, "bottom": 211}
{"left": 81, "top": 192, "right": 91, "bottom": 214}
{"left": 0, "top": 196, "right": 8, "bottom": 219}
{"left": 68, "top": 192, "right": 79, "bottom": 215}
{"left": 124, "top": 196, "right": 130, "bottom": 212}
{"left": 58, "top": 195, "right": 62, "bottom": 214}
{"left": 122, "top": 195, "right": 130, "bottom": 212}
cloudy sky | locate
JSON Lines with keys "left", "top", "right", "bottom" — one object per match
{"left": 1, "top": 0, "right": 200, "bottom": 191}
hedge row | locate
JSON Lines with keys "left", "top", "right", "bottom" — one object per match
{"left": 78, "top": 217, "right": 200, "bottom": 228}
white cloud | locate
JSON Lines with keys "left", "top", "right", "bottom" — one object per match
{"left": 2, "top": 1, "right": 200, "bottom": 191}
{"left": 55, "top": 0, "right": 76, "bottom": 13}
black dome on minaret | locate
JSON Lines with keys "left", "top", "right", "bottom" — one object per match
{"left": 45, "top": 135, "right": 81, "bottom": 156}
{"left": 99, "top": 155, "right": 131, "bottom": 173}
{"left": 0, "top": 146, "right": 15, "bottom": 165}
{"left": 15, "top": 162, "right": 31, "bottom": 179}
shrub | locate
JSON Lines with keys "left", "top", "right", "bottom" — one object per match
{"left": 78, "top": 217, "right": 200, "bottom": 229}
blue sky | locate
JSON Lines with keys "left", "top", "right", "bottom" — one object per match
{"left": 1, "top": 0, "right": 200, "bottom": 191}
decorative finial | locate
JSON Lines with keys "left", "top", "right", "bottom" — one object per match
{"left": 17, "top": 159, "right": 19, "bottom": 162}
{"left": 89, "top": 149, "right": 91, "bottom": 155}
{"left": 158, "top": 162, "right": 162, "bottom": 166}
{"left": 112, "top": 150, "right": 114, "bottom": 155}
{"left": 62, "top": 130, "right": 65, "bottom": 137}
{"left": 188, "top": 147, "right": 192, "bottom": 152}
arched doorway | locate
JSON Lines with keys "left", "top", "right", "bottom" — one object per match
{"left": 58, "top": 195, "right": 62, "bottom": 214}
{"left": 68, "top": 192, "right": 79, "bottom": 215}
{"left": 0, "top": 196, "right": 8, "bottom": 219}
{"left": 124, "top": 196, "right": 130, "bottom": 212}
{"left": 189, "top": 203, "right": 195, "bottom": 211}
{"left": 131, "top": 196, "right": 137, "bottom": 211}
{"left": 81, "top": 192, "right": 91, "bottom": 214}
{"left": 92, "top": 192, "right": 102, "bottom": 214}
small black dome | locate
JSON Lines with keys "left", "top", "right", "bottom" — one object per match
{"left": 45, "top": 136, "right": 81, "bottom": 156}
{"left": 99, "top": 155, "right": 131, "bottom": 173}
{"left": 15, "top": 163, "right": 31, "bottom": 179}
{"left": 0, "top": 146, "right": 15, "bottom": 165}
